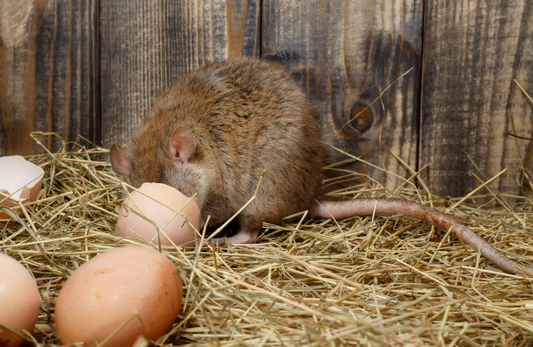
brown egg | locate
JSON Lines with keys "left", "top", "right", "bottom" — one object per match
{"left": 0, "top": 254, "right": 41, "bottom": 347}
{"left": 0, "top": 156, "right": 44, "bottom": 220}
{"left": 55, "top": 246, "right": 183, "bottom": 347}
{"left": 116, "top": 183, "right": 201, "bottom": 247}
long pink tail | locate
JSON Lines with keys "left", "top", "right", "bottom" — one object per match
{"left": 312, "top": 198, "right": 533, "bottom": 277}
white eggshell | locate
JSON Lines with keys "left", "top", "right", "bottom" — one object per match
{"left": 0, "top": 155, "right": 44, "bottom": 220}
{"left": 0, "top": 254, "right": 41, "bottom": 347}
{"left": 116, "top": 183, "right": 201, "bottom": 247}
{"left": 55, "top": 247, "right": 183, "bottom": 347}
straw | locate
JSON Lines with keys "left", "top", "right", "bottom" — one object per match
{"left": 1, "top": 132, "right": 532, "bottom": 346}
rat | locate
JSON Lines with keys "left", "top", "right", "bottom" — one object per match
{"left": 110, "top": 57, "right": 533, "bottom": 277}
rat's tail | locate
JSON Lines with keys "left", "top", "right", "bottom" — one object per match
{"left": 311, "top": 198, "right": 533, "bottom": 278}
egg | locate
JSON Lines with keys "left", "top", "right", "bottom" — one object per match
{"left": 0, "top": 156, "right": 44, "bottom": 220}
{"left": 116, "top": 183, "right": 201, "bottom": 247}
{"left": 55, "top": 246, "right": 183, "bottom": 347}
{"left": 0, "top": 254, "right": 41, "bottom": 347}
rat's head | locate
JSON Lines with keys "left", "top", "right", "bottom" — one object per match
{"left": 110, "top": 125, "right": 214, "bottom": 209}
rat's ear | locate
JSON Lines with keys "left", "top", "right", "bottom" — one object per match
{"left": 168, "top": 126, "right": 195, "bottom": 164}
{"left": 110, "top": 143, "right": 132, "bottom": 177}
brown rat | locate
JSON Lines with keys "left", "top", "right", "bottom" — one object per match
{"left": 110, "top": 57, "right": 533, "bottom": 277}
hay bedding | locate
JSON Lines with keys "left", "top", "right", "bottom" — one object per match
{"left": 1, "top": 133, "right": 533, "bottom": 347}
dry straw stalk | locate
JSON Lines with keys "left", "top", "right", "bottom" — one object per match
{"left": 1, "top": 132, "right": 533, "bottom": 347}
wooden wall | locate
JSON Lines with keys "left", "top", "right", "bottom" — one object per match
{"left": 1, "top": 0, "right": 532, "bottom": 201}
{"left": 422, "top": 1, "right": 533, "bottom": 199}
{"left": 0, "top": 0, "right": 98, "bottom": 155}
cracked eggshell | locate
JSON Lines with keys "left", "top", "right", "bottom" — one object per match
{"left": 116, "top": 183, "right": 201, "bottom": 247}
{"left": 0, "top": 156, "right": 44, "bottom": 220}
{"left": 55, "top": 247, "right": 183, "bottom": 347}
{"left": 0, "top": 254, "right": 41, "bottom": 347}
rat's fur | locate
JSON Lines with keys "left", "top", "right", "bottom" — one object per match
{"left": 111, "top": 57, "right": 324, "bottom": 239}
{"left": 111, "top": 57, "right": 533, "bottom": 277}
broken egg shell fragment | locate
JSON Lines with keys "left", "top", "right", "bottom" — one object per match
{"left": 0, "top": 156, "right": 44, "bottom": 220}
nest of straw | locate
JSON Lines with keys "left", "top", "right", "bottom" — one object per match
{"left": 2, "top": 132, "right": 533, "bottom": 347}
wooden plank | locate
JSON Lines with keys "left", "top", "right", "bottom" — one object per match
{"left": 100, "top": 0, "right": 260, "bottom": 147}
{"left": 422, "top": 1, "right": 533, "bottom": 199}
{"left": 0, "top": 0, "right": 98, "bottom": 156}
{"left": 262, "top": 0, "right": 423, "bottom": 191}
{"left": 0, "top": 0, "right": 46, "bottom": 156}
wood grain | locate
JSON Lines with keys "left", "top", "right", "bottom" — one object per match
{"left": 100, "top": 0, "right": 260, "bottom": 147}
{"left": 0, "top": 0, "right": 98, "bottom": 156}
{"left": 3, "top": 0, "right": 531, "bottom": 200}
{"left": 262, "top": 0, "right": 423, "bottom": 191}
{"left": 0, "top": 0, "right": 46, "bottom": 156}
{"left": 422, "top": 1, "right": 533, "bottom": 199}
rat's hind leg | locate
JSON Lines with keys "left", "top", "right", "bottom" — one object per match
{"left": 210, "top": 206, "right": 272, "bottom": 246}
{"left": 211, "top": 218, "right": 262, "bottom": 245}
{"left": 211, "top": 227, "right": 260, "bottom": 246}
